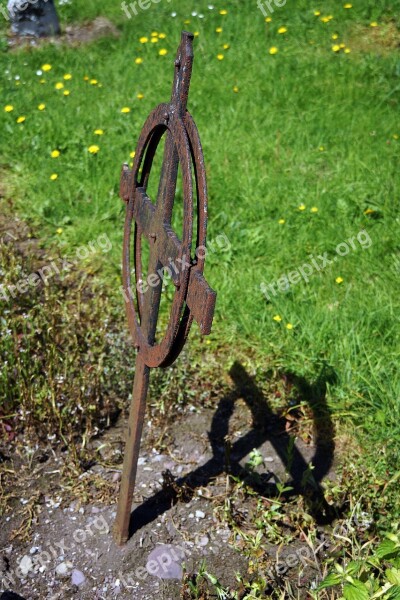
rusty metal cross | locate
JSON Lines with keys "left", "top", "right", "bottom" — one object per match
{"left": 113, "top": 32, "right": 216, "bottom": 545}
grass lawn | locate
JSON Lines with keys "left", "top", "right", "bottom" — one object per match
{"left": 1, "top": 0, "right": 400, "bottom": 595}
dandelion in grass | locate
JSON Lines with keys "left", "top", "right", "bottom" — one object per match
{"left": 94, "top": 129, "right": 104, "bottom": 135}
{"left": 265, "top": 16, "right": 272, "bottom": 23}
{"left": 233, "top": 85, "right": 239, "bottom": 93}
{"left": 130, "top": 151, "right": 136, "bottom": 158}
{"left": 310, "top": 207, "right": 319, "bottom": 213}
{"left": 194, "top": 31, "right": 199, "bottom": 37}
{"left": 56, "top": 228, "right": 63, "bottom": 234}
{"left": 151, "top": 31, "right": 159, "bottom": 37}
{"left": 88, "top": 145, "right": 100, "bottom": 154}
{"left": 121, "top": 107, "right": 131, "bottom": 113}
{"left": 51, "top": 150, "right": 60, "bottom": 158}
{"left": 217, "top": 53, "right": 224, "bottom": 60}
{"left": 135, "top": 57, "right": 143, "bottom": 64}
{"left": 393, "top": 134, "right": 399, "bottom": 140}
{"left": 273, "top": 315, "right": 282, "bottom": 322}
{"left": 319, "top": 146, "right": 325, "bottom": 151}
{"left": 55, "top": 82, "right": 64, "bottom": 90}
{"left": 38, "top": 103, "right": 46, "bottom": 110}
{"left": 216, "top": 27, "right": 222, "bottom": 33}
{"left": 343, "top": 3, "right": 352, "bottom": 8}
{"left": 278, "top": 26, "right": 287, "bottom": 34}
{"left": 16, "top": 116, "right": 26, "bottom": 124}
{"left": 42, "top": 64, "right": 52, "bottom": 71}
{"left": 4, "top": 105, "right": 14, "bottom": 112}
{"left": 159, "top": 49, "right": 168, "bottom": 56}
{"left": 298, "top": 203, "right": 306, "bottom": 211}
{"left": 332, "top": 33, "right": 339, "bottom": 40}
{"left": 335, "top": 277, "right": 344, "bottom": 284}
{"left": 151, "top": 37, "right": 158, "bottom": 43}
{"left": 219, "top": 9, "right": 227, "bottom": 15}
{"left": 286, "top": 323, "right": 294, "bottom": 330}
{"left": 269, "top": 47, "right": 278, "bottom": 55}
{"left": 63, "top": 74, "right": 72, "bottom": 80}
{"left": 63, "top": 90, "right": 70, "bottom": 96}
{"left": 159, "top": 33, "right": 166, "bottom": 39}
{"left": 278, "top": 219, "right": 285, "bottom": 224}
{"left": 50, "top": 173, "right": 58, "bottom": 181}
{"left": 370, "top": 22, "right": 378, "bottom": 27}
{"left": 223, "top": 43, "right": 230, "bottom": 49}
{"left": 344, "top": 48, "right": 351, "bottom": 54}
{"left": 90, "top": 79, "right": 98, "bottom": 85}
{"left": 139, "top": 36, "right": 148, "bottom": 43}
{"left": 332, "top": 45, "right": 341, "bottom": 52}
{"left": 314, "top": 10, "right": 321, "bottom": 16}
{"left": 137, "top": 93, "right": 144, "bottom": 100}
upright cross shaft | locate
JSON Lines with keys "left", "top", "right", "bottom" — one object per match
{"left": 113, "top": 33, "right": 195, "bottom": 546}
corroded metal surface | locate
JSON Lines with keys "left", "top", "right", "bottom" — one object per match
{"left": 114, "top": 32, "right": 216, "bottom": 545}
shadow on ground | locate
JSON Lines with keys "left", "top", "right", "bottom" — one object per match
{"left": 128, "top": 360, "right": 338, "bottom": 539}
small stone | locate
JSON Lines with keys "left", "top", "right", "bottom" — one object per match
{"left": 19, "top": 555, "right": 33, "bottom": 576}
{"left": 195, "top": 510, "right": 205, "bottom": 519}
{"left": 55, "top": 562, "right": 70, "bottom": 577}
{"left": 198, "top": 535, "right": 209, "bottom": 547}
{"left": 71, "top": 569, "right": 85, "bottom": 586}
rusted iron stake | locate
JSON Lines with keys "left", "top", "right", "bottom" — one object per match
{"left": 113, "top": 31, "right": 216, "bottom": 545}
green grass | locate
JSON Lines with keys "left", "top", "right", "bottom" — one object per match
{"left": 0, "top": 0, "right": 399, "bottom": 482}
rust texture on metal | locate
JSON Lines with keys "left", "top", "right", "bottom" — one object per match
{"left": 113, "top": 31, "right": 216, "bottom": 545}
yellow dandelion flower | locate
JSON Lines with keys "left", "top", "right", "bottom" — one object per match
{"left": 269, "top": 47, "right": 278, "bottom": 55}
{"left": 233, "top": 85, "right": 239, "bottom": 93}
{"left": 340, "top": 43, "right": 346, "bottom": 48}
{"left": 135, "top": 57, "right": 143, "bottom": 64}
{"left": 332, "top": 33, "right": 339, "bottom": 40}
{"left": 94, "top": 129, "right": 104, "bottom": 135}
{"left": 151, "top": 31, "right": 159, "bottom": 37}
{"left": 335, "top": 277, "right": 344, "bottom": 284}
{"left": 220, "top": 9, "right": 228, "bottom": 15}
{"left": 314, "top": 10, "right": 321, "bottom": 16}
{"left": 184, "top": 19, "right": 190, "bottom": 25}
{"left": 150, "top": 37, "right": 158, "bottom": 43}
{"left": 159, "top": 48, "right": 168, "bottom": 56}
{"left": 194, "top": 31, "right": 199, "bottom": 37}
{"left": 55, "top": 82, "right": 64, "bottom": 90}
{"left": 83, "top": 76, "right": 89, "bottom": 81}
{"left": 51, "top": 150, "right": 60, "bottom": 158}
{"left": 343, "top": 3, "right": 352, "bottom": 8}
{"left": 223, "top": 43, "right": 230, "bottom": 49}
{"left": 40, "top": 79, "right": 46, "bottom": 84}
{"left": 311, "top": 207, "right": 319, "bottom": 213}
{"left": 16, "top": 116, "right": 26, "bottom": 123}
{"left": 217, "top": 53, "right": 224, "bottom": 60}
{"left": 319, "top": 146, "right": 325, "bottom": 151}
{"left": 265, "top": 16, "right": 272, "bottom": 22}
{"left": 50, "top": 173, "right": 58, "bottom": 181}
{"left": 278, "top": 26, "right": 287, "bottom": 34}
{"left": 278, "top": 219, "right": 285, "bottom": 224}
{"left": 4, "top": 105, "right": 14, "bottom": 112}
{"left": 130, "top": 151, "right": 136, "bottom": 158}
{"left": 38, "top": 103, "right": 46, "bottom": 111}
{"left": 63, "top": 74, "right": 72, "bottom": 80}
{"left": 286, "top": 323, "right": 294, "bottom": 330}
{"left": 90, "top": 79, "right": 98, "bottom": 85}
{"left": 370, "top": 22, "right": 378, "bottom": 27}
{"left": 121, "top": 107, "right": 131, "bottom": 113}
{"left": 137, "top": 93, "right": 144, "bottom": 100}
{"left": 216, "top": 27, "right": 223, "bottom": 33}
{"left": 298, "top": 203, "right": 306, "bottom": 211}
{"left": 332, "top": 44, "right": 341, "bottom": 52}
{"left": 393, "top": 134, "right": 399, "bottom": 140}
{"left": 139, "top": 36, "right": 148, "bottom": 43}
{"left": 321, "top": 15, "right": 333, "bottom": 23}
{"left": 159, "top": 33, "right": 166, "bottom": 39}
{"left": 42, "top": 64, "right": 52, "bottom": 72}
{"left": 273, "top": 315, "right": 282, "bottom": 322}
{"left": 88, "top": 145, "right": 100, "bottom": 154}
{"left": 56, "top": 227, "right": 63, "bottom": 234}
{"left": 344, "top": 48, "right": 351, "bottom": 54}
{"left": 364, "top": 208, "right": 375, "bottom": 215}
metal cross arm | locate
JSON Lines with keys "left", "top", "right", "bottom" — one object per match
{"left": 113, "top": 31, "right": 216, "bottom": 545}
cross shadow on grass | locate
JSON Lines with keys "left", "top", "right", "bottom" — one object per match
{"left": 128, "top": 361, "right": 338, "bottom": 539}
